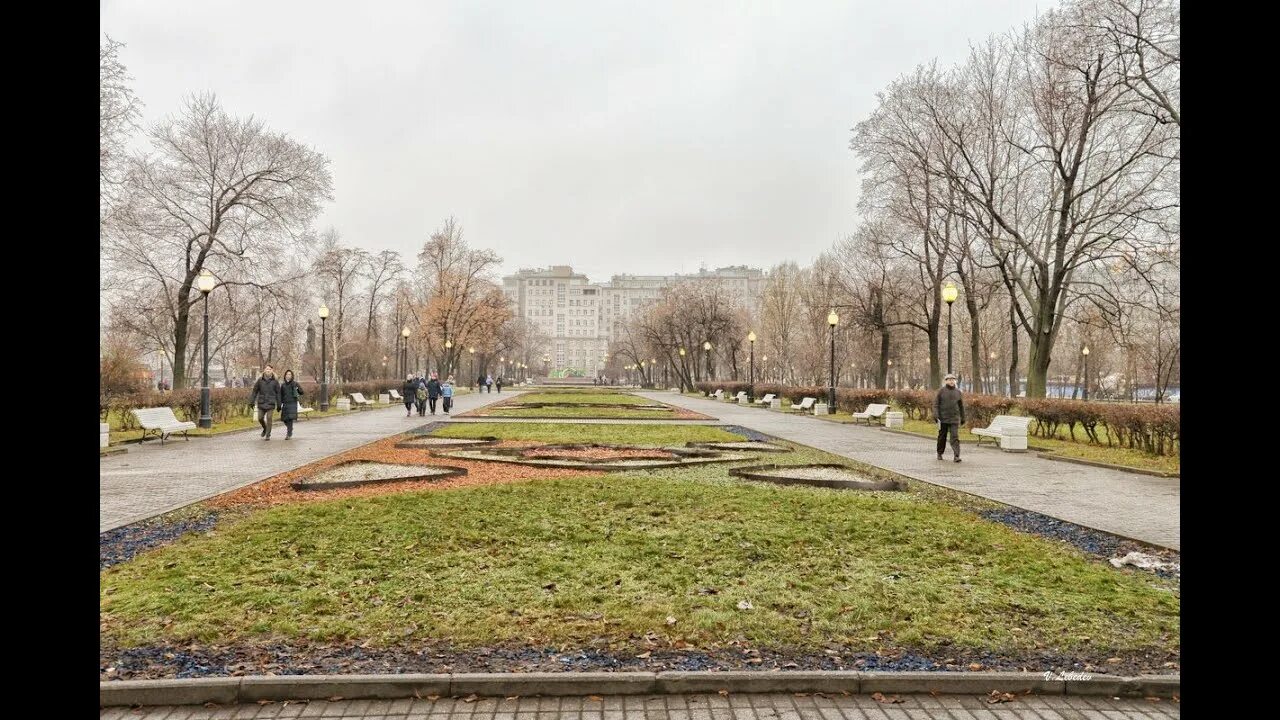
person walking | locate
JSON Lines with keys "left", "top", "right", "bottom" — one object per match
{"left": 249, "top": 365, "right": 282, "bottom": 440}
{"left": 495, "top": 376, "right": 503, "bottom": 393}
{"left": 427, "top": 373, "right": 442, "bottom": 415}
{"left": 278, "top": 369, "right": 305, "bottom": 439}
{"left": 934, "top": 372, "right": 965, "bottom": 462}
{"left": 415, "top": 373, "right": 429, "bottom": 417}
{"left": 442, "top": 375, "right": 455, "bottom": 414}
{"left": 401, "top": 374, "right": 417, "bottom": 417}
{"left": 485, "top": 374, "right": 494, "bottom": 393}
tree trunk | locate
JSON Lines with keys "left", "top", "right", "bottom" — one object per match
{"left": 174, "top": 305, "right": 191, "bottom": 389}
{"left": 928, "top": 304, "right": 942, "bottom": 389}
{"left": 1007, "top": 304, "right": 1019, "bottom": 398}
{"left": 878, "top": 328, "right": 890, "bottom": 388}
{"left": 966, "top": 296, "right": 982, "bottom": 394}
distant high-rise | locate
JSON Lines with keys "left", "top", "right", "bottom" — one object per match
{"left": 502, "top": 265, "right": 764, "bottom": 376}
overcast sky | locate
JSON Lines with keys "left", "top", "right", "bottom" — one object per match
{"left": 102, "top": 0, "right": 1044, "bottom": 283}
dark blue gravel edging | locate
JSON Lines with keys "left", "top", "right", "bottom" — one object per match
{"left": 979, "top": 507, "right": 1180, "bottom": 579}
{"left": 100, "top": 511, "right": 222, "bottom": 571}
{"left": 720, "top": 425, "right": 773, "bottom": 442}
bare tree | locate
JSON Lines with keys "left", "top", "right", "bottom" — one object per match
{"left": 104, "top": 93, "right": 333, "bottom": 389}
{"left": 100, "top": 34, "right": 143, "bottom": 223}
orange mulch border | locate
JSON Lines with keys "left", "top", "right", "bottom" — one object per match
{"left": 202, "top": 436, "right": 604, "bottom": 511}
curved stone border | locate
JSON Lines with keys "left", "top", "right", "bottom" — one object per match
{"left": 432, "top": 444, "right": 750, "bottom": 471}
{"left": 687, "top": 440, "right": 791, "bottom": 453}
{"left": 729, "top": 464, "right": 906, "bottom": 492}
{"left": 289, "top": 461, "right": 467, "bottom": 491}
{"left": 100, "top": 671, "right": 1180, "bottom": 706}
{"left": 393, "top": 436, "right": 499, "bottom": 450}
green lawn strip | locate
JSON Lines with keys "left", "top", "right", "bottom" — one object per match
{"left": 487, "top": 406, "right": 680, "bottom": 419}
{"left": 106, "top": 407, "right": 363, "bottom": 444}
{"left": 431, "top": 422, "right": 743, "bottom": 445}
{"left": 101, "top": 443, "right": 1177, "bottom": 655}
{"left": 504, "top": 391, "right": 657, "bottom": 406}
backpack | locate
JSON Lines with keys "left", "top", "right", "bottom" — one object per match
{"left": 416, "top": 387, "right": 426, "bottom": 401}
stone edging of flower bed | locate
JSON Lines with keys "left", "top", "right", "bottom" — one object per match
{"left": 101, "top": 671, "right": 1180, "bottom": 706}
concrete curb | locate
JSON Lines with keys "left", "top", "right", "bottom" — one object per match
{"left": 100, "top": 672, "right": 1180, "bottom": 706}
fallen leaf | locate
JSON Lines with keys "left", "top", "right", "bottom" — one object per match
{"left": 968, "top": 663, "right": 983, "bottom": 671}
{"left": 637, "top": 652, "right": 651, "bottom": 659}
{"left": 666, "top": 616, "right": 677, "bottom": 626}
{"left": 718, "top": 689, "right": 729, "bottom": 696}
{"left": 871, "top": 692, "right": 903, "bottom": 704}
{"left": 737, "top": 600, "right": 754, "bottom": 610}
{"left": 986, "top": 691, "right": 1016, "bottom": 704}
{"left": 588, "top": 695, "right": 603, "bottom": 701}
{"left": 463, "top": 694, "right": 478, "bottom": 703}
{"left": 327, "top": 696, "right": 344, "bottom": 702}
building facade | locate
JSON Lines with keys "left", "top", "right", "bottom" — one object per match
{"left": 502, "top": 265, "right": 764, "bottom": 377}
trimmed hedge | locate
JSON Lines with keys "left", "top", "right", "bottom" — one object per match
{"left": 102, "top": 380, "right": 403, "bottom": 430}
{"left": 695, "top": 381, "right": 1179, "bottom": 457}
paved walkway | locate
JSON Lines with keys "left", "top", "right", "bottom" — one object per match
{"left": 99, "top": 391, "right": 514, "bottom": 533}
{"left": 99, "top": 694, "right": 1179, "bottom": 719}
{"left": 644, "top": 393, "right": 1180, "bottom": 550}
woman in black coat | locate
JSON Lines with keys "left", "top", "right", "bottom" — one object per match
{"left": 402, "top": 375, "right": 418, "bottom": 417}
{"left": 279, "top": 369, "right": 305, "bottom": 439}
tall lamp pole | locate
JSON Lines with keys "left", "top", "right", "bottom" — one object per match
{"left": 402, "top": 326, "right": 411, "bottom": 377}
{"left": 678, "top": 347, "right": 686, "bottom": 392}
{"left": 319, "top": 304, "right": 330, "bottom": 411}
{"left": 444, "top": 338, "right": 452, "bottom": 376}
{"left": 1082, "top": 345, "right": 1090, "bottom": 401}
{"left": 703, "top": 341, "right": 712, "bottom": 387}
{"left": 196, "top": 269, "right": 216, "bottom": 428}
{"left": 942, "top": 280, "right": 958, "bottom": 377}
{"left": 747, "top": 331, "right": 756, "bottom": 402}
{"left": 827, "top": 311, "right": 838, "bottom": 410}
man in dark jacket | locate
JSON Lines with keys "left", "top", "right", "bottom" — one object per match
{"left": 426, "top": 375, "right": 442, "bottom": 415}
{"left": 250, "top": 366, "right": 282, "bottom": 440}
{"left": 934, "top": 372, "right": 965, "bottom": 462}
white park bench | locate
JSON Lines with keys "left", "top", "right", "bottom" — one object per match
{"left": 732, "top": 391, "right": 748, "bottom": 403}
{"left": 296, "top": 406, "right": 315, "bottom": 420}
{"left": 349, "top": 392, "right": 375, "bottom": 409}
{"left": 388, "top": 389, "right": 403, "bottom": 401}
{"left": 131, "top": 406, "right": 197, "bottom": 445}
{"left": 787, "top": 397, "right": 817, "bottom": 414}
{"left": 755, "top": 393, "right": 776, "bottom": 407}
{"left": 972, "top": 415, "right": 1033, "bottom": 451}
{"left": 710, "top": 389, "right": 724, "bottom": 399}
{"left": 851, "top": 403, "right": 890, "bottom": 425}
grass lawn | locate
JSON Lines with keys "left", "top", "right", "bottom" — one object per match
{"left": 101, "top": 439, "right": 1177, "bottom": 656}
{"left": 431, "top": 422, "right": 743, "bottom": 445}
{"left": 488, "top": 406, "right": 681, "bottom": 419}
{"left": 507, "top": 391, "right": 655, "bottom": 406}
{"left": 105, "top": 406, "right": 364, "bottom": 444}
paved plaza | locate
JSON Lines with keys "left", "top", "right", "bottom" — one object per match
{"left": 99, "top": 693, "right": 1179, "bottom": 719}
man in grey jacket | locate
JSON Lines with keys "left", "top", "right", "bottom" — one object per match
{"left": 250, "top": 366, "right": 282, "bottom": 440}
{"left": 934, "top": 372, "right": 965, "bottom": 462}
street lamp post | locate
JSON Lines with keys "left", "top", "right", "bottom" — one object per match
{"left": 827, "top": 311, "right": 838, "bottom": 410}
{"left": 678, "top": 347, "right": 686, "bottom": 392}
{"left": 942, "top": 281, "right": 958, "bottom": 377}
{"left": 1082, "top": 345, "right": 1090, "bottom": 401}
{"left": 444, "top": 338, "right": 452, "bottom": 377}
{"left": 988, "top": 351, "right": 996, "bottom": 395}
{"left": 402, "top": 326, "right": 412, "bottom": 378}
{"left": 382, "top": 355, "right": 387, "bottom": 378}
{"left": 469, "top": 347, "right": 476, "bottom": 388}
{"left": 319, "top": 304, "right": 330, "bottom": 411}
{"left": 703, "top": 341, "right": 712, "bottom": 387}
{"left": 761, "top": 355, "right": 768, "bottom": 384}
{"left": 747, "top": 331, "right": 756, "bottom": 402}
{"left": 196, "top": 269, "right": 216, "bottom": 428}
